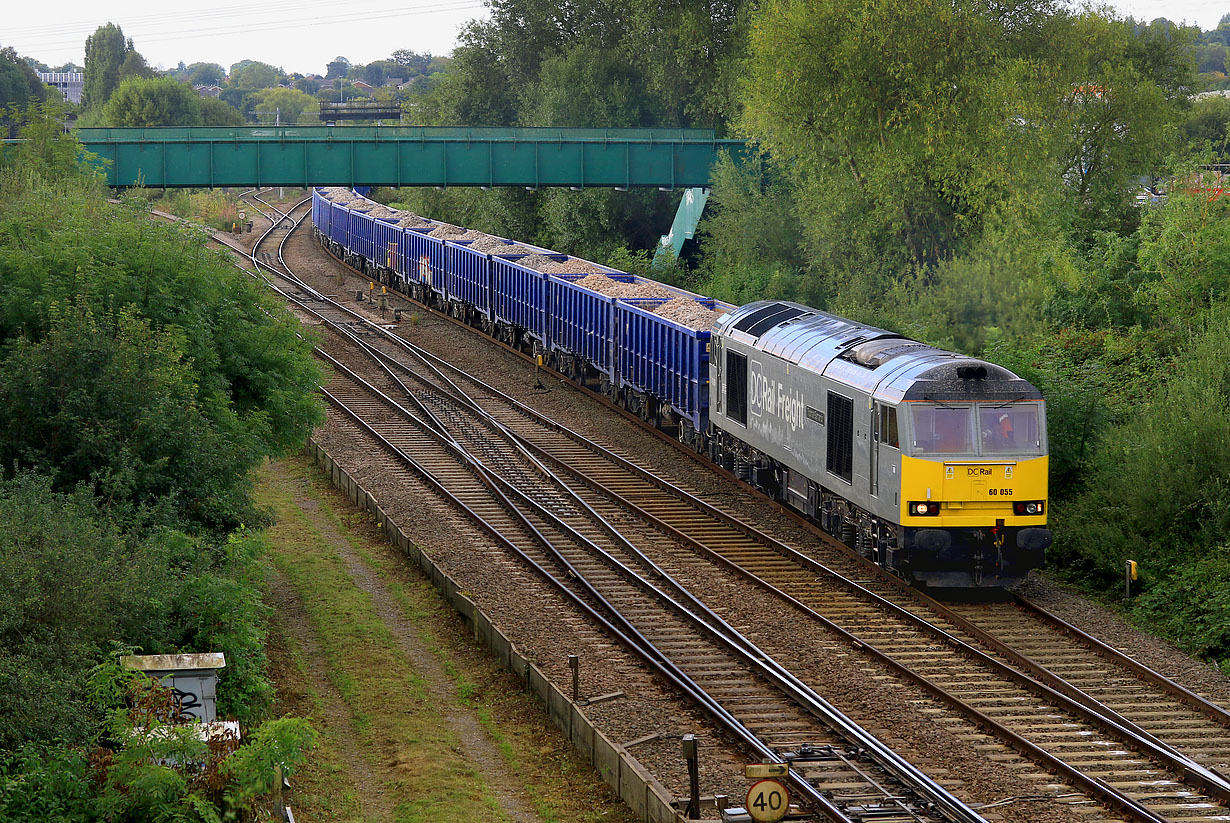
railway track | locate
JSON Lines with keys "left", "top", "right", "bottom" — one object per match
{"left": 237, "top": 190, "right": 990, "bottom": 823}
{"left": 214, "top": 190, "right": 1230, "bottom": 822}
{"left": 320, "top": 327, "right": 1230, "bottom": 822}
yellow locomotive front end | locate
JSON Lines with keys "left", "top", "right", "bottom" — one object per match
{"left": 897, "top": 400, "right": 1052, "bottom": 587}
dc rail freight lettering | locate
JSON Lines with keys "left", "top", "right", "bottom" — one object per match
{"left": 312, "top": 187, "right": 1053, "bottom": 588}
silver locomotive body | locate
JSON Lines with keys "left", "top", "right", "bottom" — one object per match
{"left": 709, "top": 301, "right": 1052, "bottom": 588}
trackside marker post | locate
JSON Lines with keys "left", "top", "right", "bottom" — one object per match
{"left": 745, "top": 777, "right": 790, "bottom": 823}
{"left": 683, "top": 735, "right": 700, "bottom": 819}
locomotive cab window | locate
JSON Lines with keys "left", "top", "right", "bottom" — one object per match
{"left": 878, "top": 406, "right": 899, "bottom": 449}
{"left": 978, "top": 404, "right": 1042, "bottom": 455}
{"left": 910, "top": 404, "right": 973, "bottom": 455}
{"left": 726, "top": 350, "right": 748, "bottom": 426}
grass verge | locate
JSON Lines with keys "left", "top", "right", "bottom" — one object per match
{"left": 257, "top": 456, "right": 636, "bottom": 823}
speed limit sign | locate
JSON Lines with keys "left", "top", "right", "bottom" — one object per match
{"left": 745, "top": 778, "right": 790, "bottom": 822}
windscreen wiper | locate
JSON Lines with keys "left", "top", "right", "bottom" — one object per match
{"left": 983, "top": 395, "right": 1026, "bottom": 408}
{"left": 922, "top": 395, "right": 960, "bottom": 409}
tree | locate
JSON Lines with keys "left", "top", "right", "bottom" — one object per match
{"left": 325, "top": 56, "right": 350, "bottom": 79}
{"left": 1183, "top": 94, "right": 1230, "bottom": 156}
{"left": 101, "top": 76, "right": 201, "bottom": 126}
{"left": 186, "top": 61, "right": 225, "bottom": 86}
{"left": 620, "top": 0, "right": 751, "bottom": 127}
{"left": 739, "top": 0, "right": 1064, "bottom": 295}
{"left": 82, "top": 23, "right": 127, "bottom": 109}
{"left": 424, "top": 25, "right": 516, "bottom": 125}
{"left": 391, "top": 49, "right": 431, "bottom": 74}
{"left": 0, "top": 101, "right": 86, "bottom": 180}
{"left": 219, "top": 86, "right": 252, "bottom": 116}
{"left": 1053, "top": 15, "right": 1193, "bottom": 237}
{"left": 0, "top": 177, "right": 322, "bottom": 530}
{"left": 251, "top": 86, "right": 318, "bottom": 124}
{"left": 363, "top": 62, "right": 387, "bottom": 86}
{"left": 117, "top": 48, "right": 154, "bottom": 82}
{"left": 521, "top": 48, "right": 652, "bottom": 127}
{"left": 229, "top": 60, "right": 280, "bottom": 91}
{"left": 293, "top": 75, "right": 321, "bottom": 94}
{"left": 1196, "top": 42, "right": 1227, "bottom": 74}
{"left": 199, "top": 95, "right": 245, "bottom": 126}
{"left": 0, "top": 46, "right": 46, "bottom": 111}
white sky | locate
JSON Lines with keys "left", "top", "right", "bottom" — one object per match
{"left": 2, "top": 0, "right": 1226, "bottom": 77}
{"left": 3, "top": 0, "right": 491, "bottom": 75}
{"left": 1112, "top": 0, "right": 1228, "bottom": 27}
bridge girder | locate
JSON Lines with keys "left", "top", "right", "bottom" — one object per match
{"left": 76, "top": 126, "right": 748, "bottom": 189}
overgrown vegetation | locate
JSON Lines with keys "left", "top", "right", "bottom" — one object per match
{"left": 0, "top": 107, "right": 324, "bottom": 817}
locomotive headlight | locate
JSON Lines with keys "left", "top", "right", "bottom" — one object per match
{"left": 910, "top": 502, "right": 940, "bottom": 516}
{"left": 1013, "top": 501, "right": 1045, "bottom": 516}
{"left": 1026, "top": 502, "right": 1039, "bottom": 515}
{"left": 914, "top": 503, "right": 928, "bottom": 515}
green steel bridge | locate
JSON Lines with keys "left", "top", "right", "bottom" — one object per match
{"left": 76, "top": 126, "right": 747, "bottom": 189}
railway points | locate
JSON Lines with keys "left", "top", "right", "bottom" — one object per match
{"left": 182, "top": 188, "right": 1230, "bottom": 823}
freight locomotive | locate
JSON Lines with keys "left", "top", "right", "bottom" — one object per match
{"left": 312, "top": 188, "right": 1052, "bottom": 588}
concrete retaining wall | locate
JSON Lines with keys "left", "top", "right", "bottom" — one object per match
{"left": 305, "top": 439, "right": 683, "bottom": 823}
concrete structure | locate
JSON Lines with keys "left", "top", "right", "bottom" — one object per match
{"left": 39, "top": 72, "right": 83, "bottom": 105}
{"left": 121, "top": 652, "right": 226, "bottom": 722}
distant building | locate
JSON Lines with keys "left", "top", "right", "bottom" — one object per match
{"left": 351, "top": 80, "right": 374, "bottom": 92}
{"left": 384, "top": 77, "right": 405, "bottom": 87}
{"left": 39, "top": 72, "right": 83, "bottom": 105}
{"left": 194, "top": 85, "right": 223, "bottom": 98}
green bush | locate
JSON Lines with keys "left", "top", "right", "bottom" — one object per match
{"left": 0, "top": 174, "right": 323, "bottom": 532}
{"left": 1133, "top": 547, "right": 1230, "bottom": 672}
{"left": 0, "top": 669, "right": 315, "bottom": 822}
{"left": 1050, "top": 302, "right": 1230, "bottom": 582}
{"left": 0, "top": 111, "right": 320, "bottom": 814}
{"left": 0, "top": 475, "right": 275, "bottom": 748}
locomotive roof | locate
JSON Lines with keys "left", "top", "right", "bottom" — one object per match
{"left": 714, "top": 301, "right": 1042, "bottom": 404}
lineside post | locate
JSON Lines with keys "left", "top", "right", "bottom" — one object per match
{"left": 683, "top": 734, "right": 700, "bottom": 819}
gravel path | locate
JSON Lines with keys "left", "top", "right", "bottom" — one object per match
{"left": 264, "top": 567, "right": 396, "bottom": 821}
{"left": 271, "top": 461, "right": 546, "bottom": 823}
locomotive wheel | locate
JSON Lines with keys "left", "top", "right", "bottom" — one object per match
{"left": 838, "top": 518, "right": 857, "bottom": 546}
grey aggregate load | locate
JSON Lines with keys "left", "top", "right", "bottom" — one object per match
{"left": 575, "top": 273, "right": 675, "bottom": 300}
{"left": 653, "top": 296, "right": 719, "bottom": 330}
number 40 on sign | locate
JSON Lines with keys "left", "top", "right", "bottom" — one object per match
{"left": 745, "top": 777, "right": 790, "bottom": 822}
